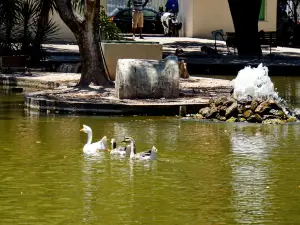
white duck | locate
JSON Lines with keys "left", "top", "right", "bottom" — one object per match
{"left": 122, "top": 136, "right": 158, "bottom": 160}
{"left": 80, "top": 124, "right": 108, "bottom": 155}
{"left": 108, "top": 138, "right": 131, "bottom": 156}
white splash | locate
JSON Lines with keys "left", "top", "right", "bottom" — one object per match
{"left": 231, "top": 64, "right": 279, "bottom": 101}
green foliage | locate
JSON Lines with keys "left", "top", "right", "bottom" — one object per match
{"left": 100, "top": 5, "right": 121, "bottom": 40}
{"left": 0, "top": 0, "right": 59, "bottom": 61}
{"left": 71, "top": 1, "right": 121, "bottom": 40}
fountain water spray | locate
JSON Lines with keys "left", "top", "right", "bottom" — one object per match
{"left": 190, "top": 64, "right": 298, "bottom": 123}
{"left": 231, "top": 64, "right": 278, "bottom": 101}
{"left": 231, "top": 64, "right": 293, "bottom": 117}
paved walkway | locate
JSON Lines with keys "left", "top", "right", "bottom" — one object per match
{"left": 43, "top": 37, "right": 300, "bottom": 75}
{"left": 43, "top": 37, "right": 300, "bottom": 58}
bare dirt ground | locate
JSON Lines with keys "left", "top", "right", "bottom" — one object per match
{"left": 30, "top": 76, "right": 233, "bottom": 106}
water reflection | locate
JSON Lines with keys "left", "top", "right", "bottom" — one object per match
{"left": 4, "top": 84, "right": 300, "bottom": 224}
{"left": 229, "top": 124, "right": 277, "bottom": 224}
{"left": 81, "top": 154, "right": 106, "bottom": 224}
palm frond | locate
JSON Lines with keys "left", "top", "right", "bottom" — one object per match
{"left": 41, "top": 19, "right": 60, "bottom": 42}
{"left": 72, "top": 0, "right": 85, "bottom": 13}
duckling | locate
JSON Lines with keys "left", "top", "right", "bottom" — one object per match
{"left": 122, "top": 136, "right": 158, "bottom": 161}
{"left": 108, "top": 138, "right": 131, "bottom": 156}
{"left": 80, "top": 124, "right": 108, "bottom": 155}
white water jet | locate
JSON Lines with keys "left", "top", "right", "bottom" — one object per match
{"left": 231, "top": 63, "right": 279, "bottom": 101}
{"left": 231, "top": 63, "right": 296, "bottom": 117}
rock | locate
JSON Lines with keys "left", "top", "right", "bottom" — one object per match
{"left": 219, "top": 116, "right": 227, "bottom": 121}
{"left": 286, "top": 116, "right": 297, "bottom": 123}
{"left": 262, "top": 114, "right": 278, "bottom": 120}
{"left": 237, "top": 104, "right": 245, "bottom": 114}
{"left": 268, "top": 99, "right": 282, "bottom": 110}
{"left": 226, "top": 117, "right": 237, "bottom": 122}
{"left": 218, "top": 105, "right": 227, "bottom": 116}
{"left": 216, "top": 113, "right": 226, "bottom": 121}
{"left": 199, "top": 107, "right": 210, "bottom": 117}
{"left": 238, "top": 117, "right": 246, "bottom": 122}
{"left": 225, "top": 102, "right": 238, "bottom": 118}
{"left": 251, "top": 100, "right": 259, "bottom": 111}
{"left": 115, "top": 56, "right": 179, "bottom": 99}
{"left": 208, "top": 98, "right": 215, "bottom": 106}
{"left": 243, "top": 110, "right": 253, "bottom": 118}
{"left": 255, "top": 101, "right": 271, "bottom": 114}
{"left": 263, "top": 119, "right": 285, "bottom": 124}
{"left": 255, "top": 114, "right": 263, "bottom": 123}
{"left": 215, "top": 96, "right": 228, "bottom": 106}
{"left": 224, "top": 97, "right": 236, "bottom": 106}
{"left": 207, "top": 106, "right": 218, "bottom": 118}
{"left": 193, "top": 113, "right": 204, "bottom": 119}
{"left": 269, "top": 109, "right": 285, "bottom": 117}
{"left": 247, "top": 114, "right": 262, "bottom": 123}
{"left": 244, "top": 105, "right": 252, "bottom": 110}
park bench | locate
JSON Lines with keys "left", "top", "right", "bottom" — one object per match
{"left": 0, "top": 55, "right": 31, "bottom": 75}
{"left": 224, "top": 31, "right": 277, "bottom": 55}
{"left": 211, "top": 30, "right": 231, "bottom": 54}
{"left": 259, "top": 30, "right": 277, "bottom": 54}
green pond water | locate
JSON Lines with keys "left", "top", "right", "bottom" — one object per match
{"left": 2, "top": 76, "right": 300, "bottom": 224}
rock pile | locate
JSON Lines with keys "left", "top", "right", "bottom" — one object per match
{"left": 190, "top": 96, "right": 298, "bottom": 124}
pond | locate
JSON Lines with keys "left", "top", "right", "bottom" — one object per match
{"left": 1, "top": 76, "right": 300, "bottom": 224}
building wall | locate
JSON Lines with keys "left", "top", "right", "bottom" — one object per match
{"left": 51, "top": 0, "right": 166, "bottom": 42}
{"left": 52, "top": 11, "right": 76, "bottom": 43}
{"left": 51, "top": 0, "right": 277, "bottom": 41}
{"left": 180, "top": 0, "right": 277, "bottom": 38}
{"left": 178, "top": 0, "right": 194, "bottom": 37}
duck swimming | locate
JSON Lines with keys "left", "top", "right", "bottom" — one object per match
{"left": 80, "top": 124, "right": 108, "bottom": 155}
{"left": 108, "top": 138, "right": 131, "bottom": 156}
{"left": 122, "top": 136, "right": 157, "bottom": 160}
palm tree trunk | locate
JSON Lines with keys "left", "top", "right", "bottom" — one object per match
{"left": 32, "top": 0, "right": 51, "bottom": 63}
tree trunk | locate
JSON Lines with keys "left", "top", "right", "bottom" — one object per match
{"left": 76, "top": 24, "right": 108, "bottom": 86}
{"left": 228, "top": 0, "right": 262, "bottom": 56}
{"left": 54, "top": 0, "right": 112, "bottom": 87}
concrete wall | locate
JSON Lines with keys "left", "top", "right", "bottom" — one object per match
{"left": 101, "top": 41, "right": 163, "bottom": 81}
{"left": 179, "top": 0, "right": 277, "bottom": 38}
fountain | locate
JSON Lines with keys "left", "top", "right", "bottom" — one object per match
{"left": 189, "top": 64, "right": 298, "bottom": 124}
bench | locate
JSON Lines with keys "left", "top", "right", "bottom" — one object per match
{"left": 0, "top": 55, "right": 31, "bottom": 75}
{"left": 224, "top": 31, "right": 277, "bottom": 55}
{"left": 259, "top": 31, "right": 277, "bottom": 54}
{"left": 211, "top": 30, "right": 231, "bottom": 54}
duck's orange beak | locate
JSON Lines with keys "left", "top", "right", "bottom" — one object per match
{"left": 107, "top": 149, "right": 111, "bottom": 152}
{"left": 80, "top": 128, "right": 84, "bottom": 132}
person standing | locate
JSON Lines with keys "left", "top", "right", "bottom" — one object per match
{"left": 165, "top": 0, "right": 179, "bottom": 13}
{"left": 127, "top": 0, "right": 149, "bottom": 39}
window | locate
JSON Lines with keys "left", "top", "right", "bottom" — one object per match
{"left": 143, "top": 9, "right": 157, "bottom": 17}
{"left": 119, "top": 9, "right": 131, "bottom": 17}
{"left": 259, "top": 0, "right": 265, "bottom": 21}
